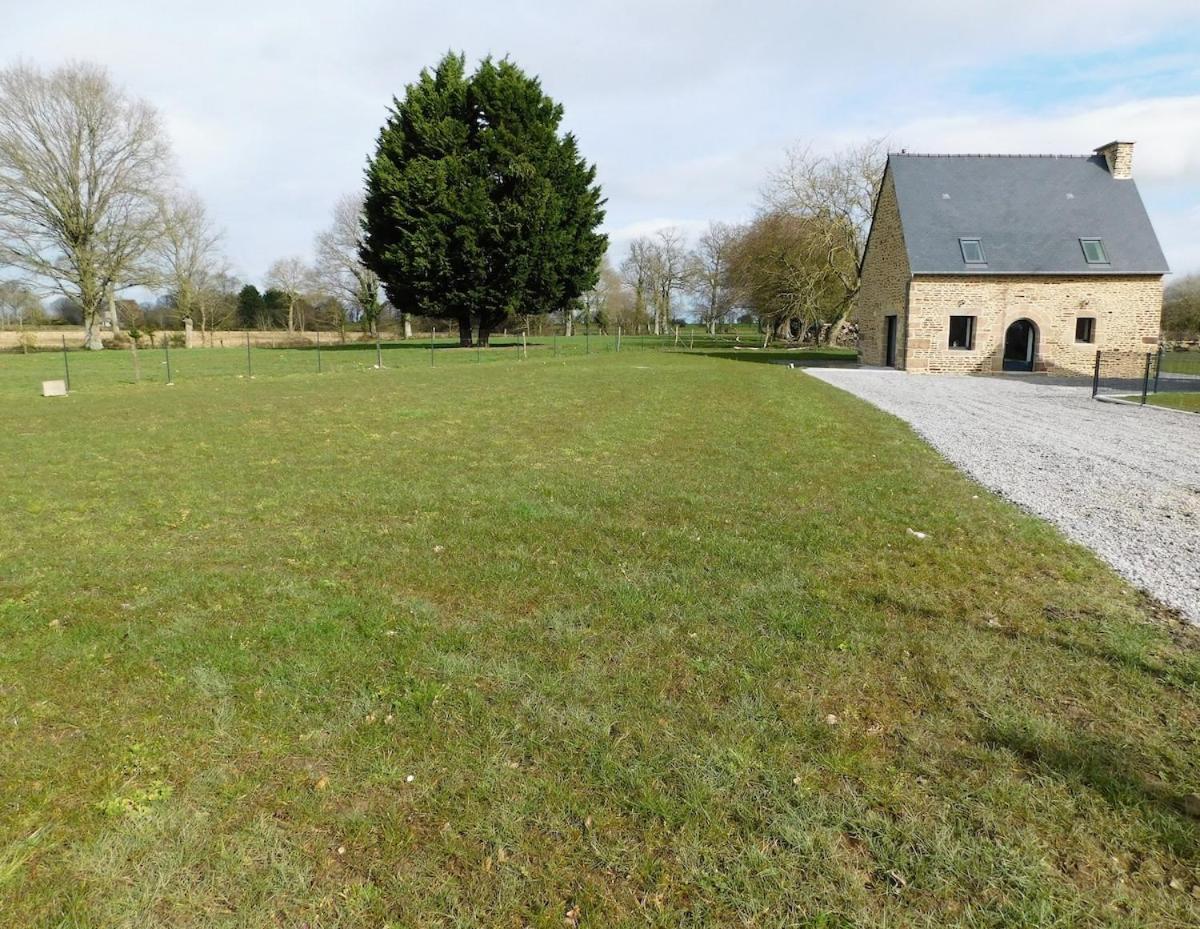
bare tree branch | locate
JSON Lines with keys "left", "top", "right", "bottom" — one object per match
{"left": 265, "top": 255, "right": 315, "bottom": 334}
{"left": 314, "top": 193, "right": 385, "bottom": 335}
{"left": 760, "top": 139, "right": 886, "bottom": 341}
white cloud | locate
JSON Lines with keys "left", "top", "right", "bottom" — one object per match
{"left": 881, "top": 96, "right": 1200, "bottom": 182}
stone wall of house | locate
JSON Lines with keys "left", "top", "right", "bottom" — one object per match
{"left": 903, "top": 275, "right": 1163, "bottom": 375}
{"left": 853, "top": 169, "right": 910, "bottom": 367}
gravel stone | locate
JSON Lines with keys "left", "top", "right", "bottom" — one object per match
{"left": 806, "top": 368, "right": 1200, "bottom": 624}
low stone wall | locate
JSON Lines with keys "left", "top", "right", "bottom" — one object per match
{"left": 0, "top": 328, "right": 394, "bottom": 350}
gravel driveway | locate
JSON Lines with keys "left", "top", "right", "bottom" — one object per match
{"left": 806, "top": 368, "right": 1200, "bottom": 624}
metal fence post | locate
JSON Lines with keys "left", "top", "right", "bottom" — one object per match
{"left": 61, "top": 334, "right": 71, "bottom": 392}
{"left": 430, "top": 327, "right": 435, "bottom": 366}
{"left": 315, "top": 328, "right": 322, "bottom": 373}
{"left": 1153, "top": 345, "right": 1162, "bottom": 396}
{"left": 164, "top": 335, "right": 173, "bottom": 384}
{"left": 616, "top": 325, "right": 621, "bottom": 353}
{"left": 245, "top": 330, "right": 253, "bottom": 378}
{"left": 1141, "top": 352, "right": 1152, "bottom": 405}
{"left": 1091, "top": 350, "right": 1101, "bottom": 398}
{"left": 376, "top": 331, "right": 383, "bottom": 368}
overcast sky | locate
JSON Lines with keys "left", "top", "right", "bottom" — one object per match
{"left": 5, "top": 0, "right": 1200, "bottom": 284}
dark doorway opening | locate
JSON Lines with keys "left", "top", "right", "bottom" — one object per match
{"left": 884, "top": 314, "right": 898, "bottom": 367}
{"left": 1003, "top": 319, "right": 1037, "bottom": 372}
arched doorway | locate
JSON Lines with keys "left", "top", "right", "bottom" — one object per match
{"left": 1003, "top": 319, "right": 1037, "bottom": 372}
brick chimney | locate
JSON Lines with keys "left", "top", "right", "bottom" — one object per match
{"left": 1095, "top": 140, "right": 1134, "bottom": 179}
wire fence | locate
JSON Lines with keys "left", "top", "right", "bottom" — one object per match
{"left": 1, "top": 324, "right": 816, "bottom": 399}
{"left": 1092, "top": 348, "right": 1200, "bottom": 405}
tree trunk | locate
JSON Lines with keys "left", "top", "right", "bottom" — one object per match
{"left": 457, "top": 315, "right": 473, "bottom": 347}
{"left": 477, "top": 320, "right": 492, "bottom": 347}
{"left": 106, "top": 289, "right": 121, "bottom": 334}
{"left": 565, "top": 312, "right": 573, "bottom": 337}
{"left": 825, "top": 315, "right": 849, "bottom": 345}
{"left": 83, "top": 307, "right": 105, "bottom": 350}
{"left": 287, "top": 298, "right": 295, "bottom": 333}
{"left": 402, "top": 314, "right": 412, "bottom": 339}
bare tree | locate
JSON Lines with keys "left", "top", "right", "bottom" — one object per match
{"left": 762, "top": 139, "right": 886, "bottom": 341}
{"left": 687, "top": 222, "right": 740, "bottom": 334}
{"left": 619, "top": 238, "right": 656, "bottom": 334}
{"left": 193, "top": 269, "right": 240, "bottom": 342}
{"left": 0, "top": 280, "right": 43, "bottom": 328}
{"left": 728, "top": 211, "right": 851, "bottom": 345}
{"left": 579, "top": 258, "right": 630, "bottom": 333}
{"left": 0, "top": 62, "right": 174, "bottom": 349}
{"left": 314, "top": 193, "right": 392, "bottom": 336}
{"left": 265, "top": 256, "right": 314, "bottom": 333}
{"left": 155, "top": 191, "right": 226, "bottom": 340}
{"left": 648, "top": 227, "right": 689, "bottom": 335}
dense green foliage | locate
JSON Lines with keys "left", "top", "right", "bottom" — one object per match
{"left": 362, "top": 53, "right": 607, "bottom": 346}
{"left": 236, "top": 284, "right": 264, "bottom": 328}
{"left": 1, "top": 349, "right": 1198, "bottom": 927}
{"left": 1163, "top": 274, "right": 1200, "bottom": 340}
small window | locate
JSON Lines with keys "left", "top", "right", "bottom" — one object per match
{"left": 1080, "top": 238, "right": 1109, "bottom": 264}
{"left": 959, "top": 238, "right": 986, "bottom": 264}
{"left": 949, "top": 315, "right": 976, "bottom": 350}
{"left": 1075, "top": 317, "right": 1095, "bottom": 343}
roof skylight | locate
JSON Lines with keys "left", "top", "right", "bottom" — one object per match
{"left": 959, "top": 238, "right": 986, "bottom": 264}
{"left": 1080, "top": 238, "right": 1109, "bottom": 264}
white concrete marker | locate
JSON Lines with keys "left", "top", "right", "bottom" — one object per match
{"left": 42, "top": 379, "right": 68, "bottom": 397}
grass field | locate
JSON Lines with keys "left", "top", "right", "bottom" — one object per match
{"left": 1146, "top": 392, "right": 1200, "bottom": 413}
{"left": 2, "top": 346, "right": 1198, "bottom": 927}
{"left": 0, "top": 329, "right": 854, "bottom": 396}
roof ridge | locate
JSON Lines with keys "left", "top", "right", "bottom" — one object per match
{"left": 890, "top": 152, "right": 1093, "bottom": 159}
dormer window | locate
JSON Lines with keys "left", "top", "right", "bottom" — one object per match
{"left": 959, "top": 238, "right": 986, "bottom": 264}
{"left": 1080, "top": 238, "right": 1109, "bottom": 264}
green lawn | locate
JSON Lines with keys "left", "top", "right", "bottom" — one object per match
{"left": 1146, "top": 392, "right": 1200, "bottom": 413}
{"left": 1161, "top": 350, "right": 1200, "bottom": 375}
{"left": 0, "top": 332, "right": 854, "bottom": 397}
{"left": 1, "top": 348, "right": 1198, "bottom": 927}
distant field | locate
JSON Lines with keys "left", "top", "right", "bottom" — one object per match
{"left": 1, "top": 349, "right": 1197, "bottom": 927}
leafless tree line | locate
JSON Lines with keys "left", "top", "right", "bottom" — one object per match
{"left": 263, "top": 191, "right": 396, "bottom": 340}
{"left": 595, "top": 139, "right": 886, "bottom": 344}
{"left": 0, "top": 60, "right": 396, "bottom": 347}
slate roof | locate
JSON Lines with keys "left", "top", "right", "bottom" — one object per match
{"left": 886, "top": 152, "right": 1169, "bottom": 276}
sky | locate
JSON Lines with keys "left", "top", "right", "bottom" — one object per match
{"left": 3, "top": 0, "right": 1200, "bottom": 285}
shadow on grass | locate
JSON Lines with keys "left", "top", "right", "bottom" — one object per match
{"left": 692, "top": 349, "right": 860, "bottom": 367}
{"left": 285, "top": 340, "right": 533, "bottom": 353}
{"left": 980, "top": 719, "right": 1200, "bottom": 858}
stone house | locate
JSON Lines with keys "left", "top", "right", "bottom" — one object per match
{"left": 855, "top": 142, "right": 1169, "bottom": 374}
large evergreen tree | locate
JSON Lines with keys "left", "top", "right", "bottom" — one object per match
{"left": 236, "top": 284, "right": 264, "bottom": 328}
{"left": 361, "top": 53, "right": 606, "bottom": 346}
